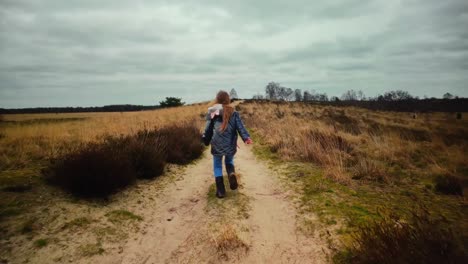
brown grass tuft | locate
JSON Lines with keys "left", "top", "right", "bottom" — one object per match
{"left": 212, "top": 225, "right": 249, "bottom": 260}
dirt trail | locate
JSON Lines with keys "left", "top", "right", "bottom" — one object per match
{"left": 5, "top": 142, "right": 326, "bottom": 263}
{"left": 237, "top": 145, "right": 326, "bottom": 263}
{"left": 87, "top": 142, "right": 326, "bottom": 264}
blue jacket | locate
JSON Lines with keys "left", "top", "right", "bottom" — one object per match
{"left": 204, "top": 105, "right": 250, "bottom": 156}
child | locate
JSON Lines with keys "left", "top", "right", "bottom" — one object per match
{"left": 204, "top": 90, "right": 252, "bottom": 198}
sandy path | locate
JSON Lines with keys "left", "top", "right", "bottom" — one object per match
{"left": 88, "top": 141, "right": 326, "bottom": 264}
{"left": 93, "top": 153, "right": 215, "bottom": 264}
{"left": 237, "top": 144, "right": 326, "bottom": 264}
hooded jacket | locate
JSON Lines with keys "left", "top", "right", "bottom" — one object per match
{"left": 204, "top": 104, "right": 250, "bottom": 156}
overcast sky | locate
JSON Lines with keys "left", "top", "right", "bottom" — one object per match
{"left": 1, "top": 0, "right": 467, "bottom": 107}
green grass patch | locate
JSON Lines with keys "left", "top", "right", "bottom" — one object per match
{"left": 105, "top": 210, "right": 143, "bottom": 224}
{"left": 33, "top": 238, "right": 48, "bottom": 248}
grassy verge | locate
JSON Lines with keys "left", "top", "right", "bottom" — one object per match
{"left": 250, "top": 129, "right": 467, "bottom": 263}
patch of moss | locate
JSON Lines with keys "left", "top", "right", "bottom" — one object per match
{"left": 105, "top": 210, "right": 143, "bottom": 224}
{"left": 33, "top": 238, "right": 48, "bottom": 248}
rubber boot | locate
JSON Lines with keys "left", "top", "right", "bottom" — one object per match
{"left": 226, "top": 164, "right": 238, "bottom": 190}
{"left": 215, "top": 177, "right": 226, "bottom": 198}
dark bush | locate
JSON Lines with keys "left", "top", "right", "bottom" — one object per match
{"left": 47, "top": 140, "right": 136, "bottom": 197}
{"left": 131, "top": 130, "right": 167, "bottom": 179}
{"left": 46, "top": 123, "right": 204, "bottom": 197}
{"left": 434, "top": 174, "right": 463, "bottom": 196}
{"left": 335, "top": 207, "right": 467, "bottom": 264}
{"left": 158, "top": 122, "right": 204, "bottom": 164}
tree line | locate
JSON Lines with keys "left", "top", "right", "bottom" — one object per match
{"left": 254, "top": 82, "right": 462, "bottom": 102}
{"left": 250, "top": 82, "right": 467, "bottom": 112}
{"left": 0, "top": 97, "right": 185, "bottom": 114}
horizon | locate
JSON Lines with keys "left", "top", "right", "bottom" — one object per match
{"left": 1, "top": 0, "right": 468, "bottom": 108}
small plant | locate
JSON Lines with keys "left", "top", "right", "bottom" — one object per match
{"left": 33, "top": 238, "right": 48, "bottom": 248}
{"left": 212, "top": 225, "right": 249, "bottom": 259}
{"left": 434, "top": 174, "right": 463, "bottom": 196}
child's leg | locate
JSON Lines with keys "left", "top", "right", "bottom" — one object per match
{"left": 225, "top": 155, "right": 238, "bottom": 190}
{"left": 213, "top": 155, "right": 223, "bottom": 177}
{"left": 224, "top": 155, "right": 235, "bottom": 175}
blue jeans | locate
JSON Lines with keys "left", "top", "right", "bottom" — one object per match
{"left": 213, "top": 155, "right": 234, "bottom": 178}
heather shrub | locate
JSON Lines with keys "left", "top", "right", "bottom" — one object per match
{"left": 46, "top": 122, "right": 203, "bottom": 197}
{"left": 130, "top": 131, "right": 167, "bottom": 179}
{"left": 335, "top": 207, "right": 467, "bottom": 264}
{"left": 158, "top": 122, "right": 204, "bottom": 164}
{"left": 46, "top": 140, "right": 136, "bottom": 197}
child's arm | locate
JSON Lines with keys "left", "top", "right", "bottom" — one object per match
{"left": 234, "top": 112, "right": 253, "bottom": 144}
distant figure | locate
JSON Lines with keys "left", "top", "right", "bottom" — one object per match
{"left": 203, "top": 90, "right": 252, "bottom": 198}
{"left": 412, "top": 112, "right": 417, "bottom": 119}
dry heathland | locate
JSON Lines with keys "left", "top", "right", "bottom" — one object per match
{"left": 238, "top": 100, "right": 467, "bottom": 263}
{"left": 0, "top": 100, "right": 467, "bottom": 263}
{"left": 0, "top": 103, "right": 209, "bottom": 258}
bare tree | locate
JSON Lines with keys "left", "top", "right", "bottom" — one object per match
{"left": 230, "top": 88, "right": 239, "bottom": 99}
{"left": 252, "top": 93, "right": 264, "bottom": 100}
{"left": 265, "top": 82, "right": 280, "bottom": 100}
{"left": 341, "top": 89, "right": 358, "bottom": 101}
{"left": 317, "top": 93, "right": 328, "bottom": 101}
{"left": 380, "top": 90, "right": 413, "bottom": 101}
{"left": 356, "top": 90, "right": 366, "bottom": 101}
{"left": 294, "top": 89, "right": 302, "bottom": 102}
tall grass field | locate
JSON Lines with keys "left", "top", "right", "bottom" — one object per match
{"left": 238, "top": 100, "right": 467, "bottom": 263}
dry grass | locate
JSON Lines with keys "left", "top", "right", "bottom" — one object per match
{"left": 0, "top": 103, "right": 209, "bottom": 230}
{"left": 211, "top": 225, "right": 249, "bottom": 260}
{"left": 239, "top": 101, "right": 468, "bottom": 186}
{"left": 0, "top": 103, "right": 209, "bottom": 171}
{"left": 239, "top": 101, "right": 468, "bottom": 262}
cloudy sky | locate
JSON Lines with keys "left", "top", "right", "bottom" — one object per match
{"left": 1, "top": 0, "right": 467, "bottom": 107}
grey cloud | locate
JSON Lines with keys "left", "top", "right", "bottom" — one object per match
{"left": 1, "top": 0, "right": 467, "bottom": 108}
